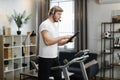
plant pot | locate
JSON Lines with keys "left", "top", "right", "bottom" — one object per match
{"left": 17, "top": 31, "right": 21, "bottom": 35}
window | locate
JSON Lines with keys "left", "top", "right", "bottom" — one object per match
{"left": 50, "top": 0, "right": 75, "bottom": 50}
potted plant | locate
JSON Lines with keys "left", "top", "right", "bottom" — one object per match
{"left": 10, "top": 10, "right": 31, "bottom": 35}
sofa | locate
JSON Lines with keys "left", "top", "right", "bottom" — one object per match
{"left": 59, "top": 51, "right": 99, "bottom": 80}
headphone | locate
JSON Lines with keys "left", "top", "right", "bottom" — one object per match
{"left": 49, "top": 7, "right": 56, "bottom": 16}
{"left": 48, "top": 6, "right": 63, "bottom": 22}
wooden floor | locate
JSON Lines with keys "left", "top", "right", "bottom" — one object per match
{"left": 19, "top": 76, "right": 120, "bottom": 80}
{"left": 92, "top": 77, "right": 120, "bottom": 80}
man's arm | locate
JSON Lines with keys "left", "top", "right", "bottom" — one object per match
{"left": 58, "top": 39, "right": 68, "bottom": 46}
{"left": 41, "top": 30, "right": 71, "bottom": 46}
{"left": 58, "top": 36, "right": 76, "bottom": 46}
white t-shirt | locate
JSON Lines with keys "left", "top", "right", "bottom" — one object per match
{"left": 39, "top": 19, "right": 59, "bottom": 58}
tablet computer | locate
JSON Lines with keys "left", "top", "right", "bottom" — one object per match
{"left": 67, "top": 32, "right": 79, "bottom": 43}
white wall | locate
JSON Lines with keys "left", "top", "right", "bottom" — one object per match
{"left": 0, "top": 0, "right": 36, "bottom": 35}
{"left": 87, "top": 0, "right": 120, "bottom": 78}
{"left": 88, "top": 0, "right": 120, "bottom": 53}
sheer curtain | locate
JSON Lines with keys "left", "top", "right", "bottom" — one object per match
{"left": 75, "top": 0, "right": 88, "bottom": 51}
{"left": 36, "top": 0, "right": 50, "bottom": 55}
{"left": 50, "top": 0, "right": 75, "bottom": 50}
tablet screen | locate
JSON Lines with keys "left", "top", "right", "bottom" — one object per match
{"left": 67, "top": 32, "right": 79, "bottom": 43}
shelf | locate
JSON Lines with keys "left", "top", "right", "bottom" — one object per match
{"left": 4, "top": 69, "right": 14, "bottom": 73}
{"left": 111, "top": 63, "right": 120, "bottom": 66}
{"left": 102, "top": 52, "right": 112, "bottom": 54}
{"left": 21, "top": 66, "right": 29, "bottom": 69}
{"left": 0, "top": 35, "right": 36, "bottom": 80}
{"left": 4, "top": 58, "right": 12, "bottom": 61}
{"left": 14, "top": 68, "right": 22, "bottom": 71}
{"left": 101, "top": 65, "right": 113, "bottom": 70}
{"left": 101, "top": 22, "right": 120, "bottom": 79}
{"left": 103, "top": 67, "right": 113, "bottom": 69}
{"left": 4, "top": 47, "right": 12, "bottom": 48}
{"left": 109, "top": 31, "right": 120, "bottom": 33}
{"left": 14, "top": 57, "right": 23, "bottom": 59}
{"left": 102, "top": 22, "right": 120, "bottom": 24}
{"left": 113, "top": 47, "right": 120, "bottom": 49}
{"left": 102, "top": 37, "right": 114, "bottom": 39}
{"left": 30, "top": 45, "right": 36, "bottom": 46}
{"left": 30, "top": 54, "right": 36, "bottom": 57}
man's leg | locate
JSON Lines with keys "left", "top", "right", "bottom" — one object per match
{"left": 51, "top": 58, "right": 62, "bottom": 80}
{"left": 38, "top": 57, "right": 51, "bottom": 80}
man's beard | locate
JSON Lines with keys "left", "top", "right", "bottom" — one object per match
{"left": 53, "top": 16, "right": 59, "bottom": 22}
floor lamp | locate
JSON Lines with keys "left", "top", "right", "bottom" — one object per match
{"left": 22, "top": 31, "right": 36, "bottom": 71}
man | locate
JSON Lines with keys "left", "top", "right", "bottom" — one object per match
{"left": 38, "top": 6, "right": 74, "bottom": 80}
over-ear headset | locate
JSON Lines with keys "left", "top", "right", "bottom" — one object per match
{"left": 48, "top": 7, "right": 56, "bottom": 16}
{"left": 51, "top": 8, "right": 55, "bottom": 15}
{"left": 48, "top": 6, "right": 63, "bottom": 16}
{"left": 48, "top": 6, "right": 63, "bottom": 22}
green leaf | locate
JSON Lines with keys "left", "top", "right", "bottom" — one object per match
{"left": 10, "top": 10, "right": 31, "bottom": 30}
{"left": 24, "top": 14, "right": 31, "bottom": 23}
